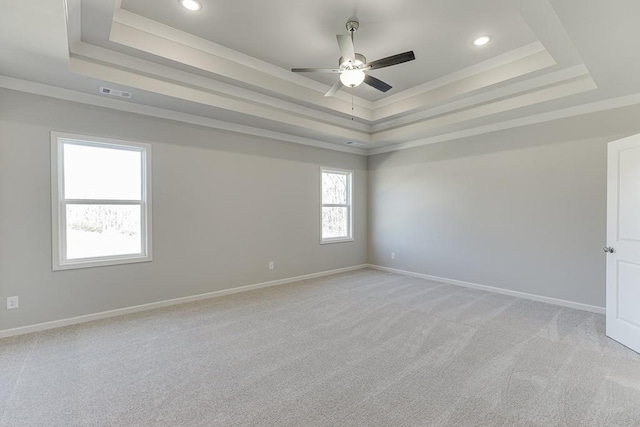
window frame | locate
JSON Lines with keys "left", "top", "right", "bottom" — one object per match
{"left": 50, "top": 132, "right": 152, "bottom": 270}
{"left": 320, "top": 167, "right": 354, "bottom": 244}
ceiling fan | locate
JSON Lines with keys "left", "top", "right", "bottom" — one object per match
{"left": 291, "top": 20, "right": 416, "bottom": 97}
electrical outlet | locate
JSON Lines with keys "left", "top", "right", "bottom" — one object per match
{"left": 268, "top": 261, "right": 274, "bottom": 270}
{"left": 391, "top": 252, "right": 396, "bottom": 260}
{"left": 7, "top": 296, "right": 18, "bottom": 310}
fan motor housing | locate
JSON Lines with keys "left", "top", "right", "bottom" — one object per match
{"left": 339, "top": 53, "right": 366, "bottom": 70}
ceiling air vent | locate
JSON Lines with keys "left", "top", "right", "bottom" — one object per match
{"left": 99, "top": 87, "right": 132, "bottom": 99}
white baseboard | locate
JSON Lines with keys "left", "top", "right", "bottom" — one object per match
{"left": 368, "top": 264, "right": 606, "bottom": 315}
{"left": 0, "top": 264, "right": 369, "bottom": 339}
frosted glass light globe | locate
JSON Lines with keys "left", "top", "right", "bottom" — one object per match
{"left": 340, "top": 69, "right": 366, "bottom": 87}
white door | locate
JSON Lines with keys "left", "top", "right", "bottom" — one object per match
{"left": 606, "top": 134, "right": 640, "bottom": 353}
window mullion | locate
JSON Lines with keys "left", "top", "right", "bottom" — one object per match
{"left": 64, "top": 199, "right": 142, "bottom": 205}
{"left": 322, "top": 203, "right": 349, "bottom": 208}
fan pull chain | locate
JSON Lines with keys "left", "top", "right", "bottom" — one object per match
{"left": 352, "top": 95, "right": 354, "bottom": 121}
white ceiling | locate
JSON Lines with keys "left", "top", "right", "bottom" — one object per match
{"left": 1, "top": 0, "right": 640, "bottom": 154}
{"left": 118, "top": 0, "right": 537, "bottom": 100}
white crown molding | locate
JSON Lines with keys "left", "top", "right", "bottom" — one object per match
{"left": 368, "top": 91, "right": 640, "bottom": 155}
{"left": 72, "top": 33, "right": 569, "bottom": 136}
{"left": 67, "top": 38, "right": 597, "bottom": 149}
{"left": 0, "top": 76, "right": 367, "bottom": 155}
{"left": 4, "top": 74, "right": 640, "bottom": 158}
{"left": 372, "top": 64, "right": 592, "bottom": 132}
{"left": 373, "top": 42, "right": 548, "bottom": 109}
{"left": 372, "top": 74, "right": 596, "bottom": 144}
{"left": 70, "top": 42, "right": 372, "bottom": 134}
{"left": 69, "top": 35, "right": 595, "bottom": 149}
{"left": 70, "top": 55, "right": 371, "bottom": 144}
{"left": 372, "top": 49, "right": 556, "bottom": 122}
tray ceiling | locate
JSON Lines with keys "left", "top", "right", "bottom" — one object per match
{"left": 1, "top": 0, "right": 639, "bottom": 154}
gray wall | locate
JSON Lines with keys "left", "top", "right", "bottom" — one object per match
{"left": 5, "top": 87, "right": 640, "bottom": 331}
{"left": 368, "top": 106, "right": 640, "bottom": 308}
{"left": 0, "top": 89, "right": 367, "bottom": 330}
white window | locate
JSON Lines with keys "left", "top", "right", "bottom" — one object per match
{"left": 321, "top": 168, "right": 353, "bottom": 243}
{"left": 51, "top": 132, "right": 152, "bottom": 270}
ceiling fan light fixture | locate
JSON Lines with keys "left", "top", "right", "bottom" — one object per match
{"left": 291, "top": 20, "right": 415, "bottom": 96}
{"left": 340, "top": 69, "right": 366, "bottom": 87}
{"left": 180, "top": 0, "right": 202, "bottom": 11}
{"left": 473, "top": 36, "right": 491, "bottom": 46}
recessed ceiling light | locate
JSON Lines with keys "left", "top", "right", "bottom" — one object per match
{"left": 180, "top": 0, "right": 202, "bottom": 11}
{"left": 473, "top": 36, "right": 491, "bottom": 46}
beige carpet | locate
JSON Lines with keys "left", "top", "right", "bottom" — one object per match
{"left": 1, "top": 269, "right": 640, "bottom": 426}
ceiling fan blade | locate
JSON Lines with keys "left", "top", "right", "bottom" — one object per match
{"left": 324, "top": 80, "right": 343, "bottom": 97}
{"left": 364, "top": 74, "right": 392, "bottom": 92}
{"left": 366, "top": 51, "right": 415, "bottom": 70}
{"left": 291, "top": 68, "right": 341, "bottom": 73}
{"left": 336, "top": 34, "right": 355, "bottom": 61}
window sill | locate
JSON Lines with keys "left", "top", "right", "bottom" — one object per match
{"left": 53, "top": 255, "right": 152, "bottom": 271}
{"left": 320, "top": 238, "right": 354, "bottom": 245}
